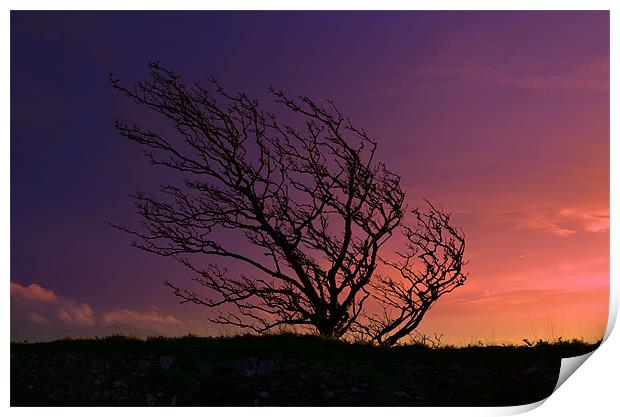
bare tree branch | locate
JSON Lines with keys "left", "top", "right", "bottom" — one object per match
{"left": 352, "top": 200, "right": 468, "bottom": 346}
{"left": 110, "top": 62, "right": 406, "bottom": 337}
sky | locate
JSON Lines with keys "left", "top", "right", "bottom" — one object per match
{"left": 10, "top": 11, "right": 609, "bottom": 344}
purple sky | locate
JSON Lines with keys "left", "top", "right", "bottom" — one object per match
{"left": 11, "top": 11, "right": 609, "bottom": 343}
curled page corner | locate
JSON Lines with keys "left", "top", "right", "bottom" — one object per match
{"left": 499, "top": 398, "right": 547, "bottom": 415}
{"left": 496, "top": 347, "right": 601, "bottom": 416}
{"left": 554, "top": 350, "right": 596, "bottom": 392}
{"left": 543, "top": 301, "right": 615, "bottom": 405}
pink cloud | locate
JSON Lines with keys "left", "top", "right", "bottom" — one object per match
{"left": 102, "top": 309, "right": 182, "bottom": 327}
{"left": 57, "top": 302, "right": 96, "bottom": 327}
{"left": 477, "top": 206, "right": 609, "bottom": 237}
{"left": 559, "top": 207, "right": 609, "bottom": 233}
{"left": 11, "top": 281, "right": 185, "bottom": 339}
{"left": 11, "top": 282, "right": 58, "bottom": 304}
{"left": 12, "top": 281, "right": 96, "bottom": 327}
{"left": 28, "top": 312, "right": 48, "bottom": 326}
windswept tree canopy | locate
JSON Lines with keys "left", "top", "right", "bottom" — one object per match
{"left": 111, "top": 63, "right": 466, "bottom": 344}
{"left": 111, "top": 62, "right": 405, "bottom": 338}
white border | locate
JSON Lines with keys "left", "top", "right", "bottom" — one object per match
{"left": 3, "top": 1, "right": 617, "bottom": 416}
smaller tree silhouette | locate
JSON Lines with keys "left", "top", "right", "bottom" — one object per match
{"left": 353, "top": 201, "right": 467, "bottom": 346}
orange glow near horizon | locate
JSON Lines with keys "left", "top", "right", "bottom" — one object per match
{"left": 395, "top": 127, "right": 609, "bottom": 345}
{"left": 11, "top": 11, "right": 609, "bottom": 344}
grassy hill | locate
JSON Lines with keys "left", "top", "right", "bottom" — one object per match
{"left": 11, "top": 333, "right": 599, "bottom": 406}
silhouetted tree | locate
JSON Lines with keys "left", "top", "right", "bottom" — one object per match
{"left": 110, "top": 62, "right": 406, "bottom": 338}
{"left": 352, "top": 201, "right": 467, "bottom": 346}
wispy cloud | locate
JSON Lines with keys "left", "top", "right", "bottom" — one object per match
{"left": 558, "top": 208, "right": 610, "bottom": 233}
{"left": 442, "top": 287, "right": 609, "bottom": 316}
{"left": 28, "top": 312, "right": 48, "bottom": 326}
{"left": 373, "top": 32, "right": 608, "bottom": 99}
{"left": 413, "top": 57, "right": 609, "bottom": 93}
{"left": 478, "top": 206, "right": 609, "bottom": 237}
{"left": 102, "top": 309, "right": 182, "bottom": 327}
